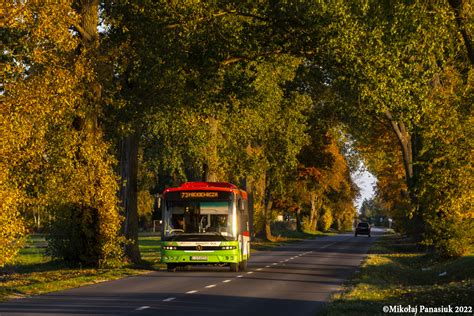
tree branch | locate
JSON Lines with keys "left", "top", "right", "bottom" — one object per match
{"left": 384, "top": 111, "right": 403, "bottom": 140}
{"left": 448, "top": 0, "right": 474, "bottom": 65}
{"left": 384, "top": 110, "right": 413, "bottom": 180}
{"left": 71, "top": 22, "right": 92, "bottom": 42}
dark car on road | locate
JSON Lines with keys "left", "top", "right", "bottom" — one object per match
{"left": 355, "top": 222, "right": 371, "bottom": 237}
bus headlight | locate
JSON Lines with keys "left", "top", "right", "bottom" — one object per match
{"left": 221, "top": 246, "right": 236, "bottom": 250}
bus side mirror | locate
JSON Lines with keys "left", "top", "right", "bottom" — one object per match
{"left": 152, "top": 195, "right": 162, "bottom": 220}
{"left": 239, "top": 199, "right": 245, "bottom": 211}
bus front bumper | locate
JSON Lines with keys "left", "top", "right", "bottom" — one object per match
{"left": 161, "top": 250, "right": 239, "bottom": 264}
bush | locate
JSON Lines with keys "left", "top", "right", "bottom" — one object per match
{"left": 46, "top": 137, "right": 124, "bottom": 267}
{"left": 47, "top": 202, "right": 124, "bottom": 267}
{"left": 47, "top": 204, "right": 101, "bottom": 265}
{"left": 338, "top": 213, "right": 354, "bottom": 231}
{"left": 424, "top": 215, "right": 473, "bottom": 258}
{"left": 301, "top": 215, "right": 313, "bottom": 232}
{"left": 318, "top": 206, "right": 333, "bottom": 232}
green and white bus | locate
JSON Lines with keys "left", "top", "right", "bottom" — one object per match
{"left": 161, "top": 182, "right": 250, "bottom": 272}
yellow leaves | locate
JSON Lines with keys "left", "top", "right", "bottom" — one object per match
{"left": 318, "top": 206, "right": 333, "bottom": 231}
{"left": 3, "top": 1, "right": 124, "bottom": 266}
{"left": 0, "top": 179, "right": 26, "bottom": 267}
{"left": 318, "top": 135, "right": 349, "bottom": 192}
{"left": 5, "top": 1, "right": 79, "bottom": 59}
{"left": 137, "top": 190, "right": 154, "bottom": 218}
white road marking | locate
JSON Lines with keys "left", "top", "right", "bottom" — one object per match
{"left": 256, "top": 268, "right": 263, "bottom": 271}
{"left": 162, "top": 297, "right": 176, "bottom": 302}
{"left": 247, "top": 271, "right": 253, "bottom": 274}
{"left": 317, "top": 237, "right": 353, "bottom": 250}
{"left": 265, "top": 265, "right": 271, "bottom": 268}
{"left": 136, "top": 306, "right": 150, "bottom": 311}
{"left": 223, "top": 279, "right": 232, "bottom": 283}
{"left": 320, "top": 243, "right": 333, "bottom": 249}
{"left": 272, "top": 263, "right": 277, "bottom": 265}
{"left": 237, "top": 275, "right": 244, "bottom": 278}
{"left": 205, "top": 284, "right": 216, "bottom": 288}
{"left": 186, "top": 290, "right": 198, "bottom": 294}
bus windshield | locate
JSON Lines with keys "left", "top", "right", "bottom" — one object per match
{"left": 163, "top": 199, "right": 234, "bottom": 240}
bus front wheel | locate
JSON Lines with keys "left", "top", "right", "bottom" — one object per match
{"left": 167, "top": 264, "right": 177, "bottom": 272}
{"left": 229, "top": 262, "right": 239, "bottom": 272}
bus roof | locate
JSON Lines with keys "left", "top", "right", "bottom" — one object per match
{"left": 163, "top": 182, "right": 247, "bottom": 199}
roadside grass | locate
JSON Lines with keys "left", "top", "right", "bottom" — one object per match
{"left": 135, "top": 235, "right": 164, "bottom": 270}
{"left": 323, "top": 234, "right": 474, "bottom": 316}
{"left": 252, "top": 229, "right": 333, "bottom": 251}
{"left": 0, "top": 234, "right": 162, "bottom": 302}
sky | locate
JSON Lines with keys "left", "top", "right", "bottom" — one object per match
{"left": 352, "top": 170, "right": 377, "bottom": 212}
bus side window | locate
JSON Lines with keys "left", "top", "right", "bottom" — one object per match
{"left": 244, "top": 199, "right": 249, "bottom": 232}
{"left": 238, "top": 198, "right": 249, "bottom": 233}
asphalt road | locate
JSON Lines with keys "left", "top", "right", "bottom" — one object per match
{"left": 0, "top": 229, "right": 381, "bottom": 316}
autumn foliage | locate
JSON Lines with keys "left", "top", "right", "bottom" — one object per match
{"left": 1, "top": 1, "right": 472, "bottom": 268}
{"left": 2, "top": 2, "right": 123, "bottom": 267}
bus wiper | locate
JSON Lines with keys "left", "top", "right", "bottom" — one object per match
{"left": 208, "top": 231, "right": 232, "bottom": 240}
{"left": 169, "top": 229, "right": 185, "bottom": 234}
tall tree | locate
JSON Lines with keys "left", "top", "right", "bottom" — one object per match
{"left": 321, "top": 0, "right": 473, "bottom": 255}
{"left": 2, "top": 1, "right": 123, "bottom": 266}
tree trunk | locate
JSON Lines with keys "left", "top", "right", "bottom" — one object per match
{"left": 242, "top": 177, "right": 255, "bottom": 241}
{"left": 205, "top": 117, "right": 219, "bottom": 182}
{"left": 34, "top": 210, "right": 40, "bottom": 231}
{"left": 296, "top": 208, "right": 302, "bottom": 232}
{"left": 119, "top": 132, "right": 141, "bottom": 263}
{"left": 309, "top": 191, "right": 319, "bottom": 231}
{"left": 264, "top": 196, "right": 273, "bottom": 240}
{"left": 384, "top": 111, "right": 424, "bottom": 240}
{"left": 263, "top": 175, "right": 273, "bottom": 241}
{"left": 202, "top": 163, "right": 209, "bottom": 182}
{"left": 253, "top": 173, "right": 268, "bottom": 240}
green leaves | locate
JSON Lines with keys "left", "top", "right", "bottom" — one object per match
{"left": 3, "top": 0, "right": 471, "bottom": 264}
{"left": 324, "top": 0, "right": 473, "bottom": 256}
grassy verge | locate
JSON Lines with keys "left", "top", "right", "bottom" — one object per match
{"left": 136, "top": 235, "right": 165, "bottom": 270}
{"left": 0, "top": 234, "right": 162, "bottom": 302}
{"left": 323, "top": 233, "right": 474, "bottom": 315}
{"left": 252, "top": 229, "right": 333, "bottom": 251}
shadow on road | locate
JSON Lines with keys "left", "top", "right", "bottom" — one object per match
{"left": 0, "top": 292, "right": 325, "bottom": 316}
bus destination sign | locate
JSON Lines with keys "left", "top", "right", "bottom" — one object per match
{"left": 166, "top": 191, "right": 232, "bottom": 200}
{"left": 181, "top": 192, "right": 218, "bottom": 199}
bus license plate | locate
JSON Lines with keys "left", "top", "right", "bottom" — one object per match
{"left": 190, "top": 256, "right": 208, "bottom": 261}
